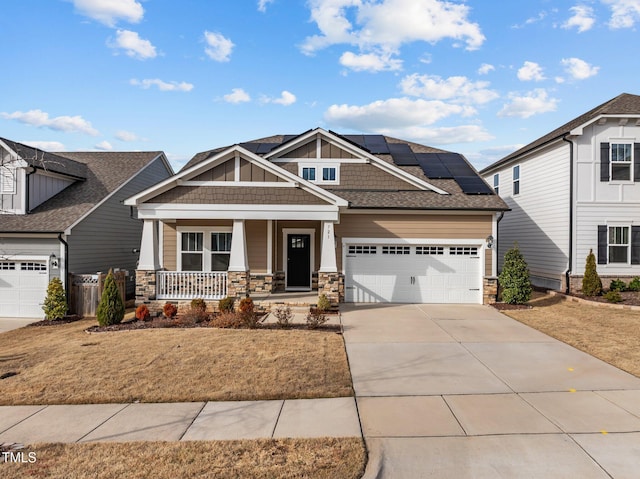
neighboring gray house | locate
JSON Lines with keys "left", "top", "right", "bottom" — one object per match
{"left": 481, "top": 93, "right": 640, "bottom": 292}
{"left": 0, "top": 138, "right": 173, "bottom": 318}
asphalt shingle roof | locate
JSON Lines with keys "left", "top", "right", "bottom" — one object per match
{"left": 0, "top": 138, "right": 88, "bottom": 179}
{"left": 1, "top": 151, "right": 163, "bottom": 233}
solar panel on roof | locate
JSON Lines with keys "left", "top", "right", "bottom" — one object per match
{"left": 239, "top": 142, "right": 260, "bottom": 153}
{"left": 388, "top": 143, "right": 417, "bottom": 165}
{"left": 363, "top": 135, "right": 390, "bottom": 154}
{"left": 415, "top": 153, "right": 453, "bottom": 179}
{"left": 342, "top": 135, "right": 366, "bottom": 150}
{"left": 455, "top": 176, "right": 494, "bottom": 195}
{"left": 256, "top": 143, "right": 278, "bottom": 154}
{"left": 442, "top": 154, "right": 476, "bottom": 177}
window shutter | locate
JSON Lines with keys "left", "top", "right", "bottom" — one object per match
{"left": 600, "top": 143, "right": 610, "bottom": 182}
{"left": 632, "top": 226, "right": 640, "bottom": 265}
{"left": 635, "top": 143, "right": 640, "bottom": 182}
{"left": 597, "top": 225, "right": 607, "bottom": 264}
{"left": 0, "top": 167, "right": 15, "bottom": 194}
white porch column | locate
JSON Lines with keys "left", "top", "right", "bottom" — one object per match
{"left": 138, "top": 219, "right": 159, "bottom": 270}
{"left": 319, "top": 221, "right": 337, "bottom": 273}
{"left": 228, "top": 219, "right": 249, "bottom": 272}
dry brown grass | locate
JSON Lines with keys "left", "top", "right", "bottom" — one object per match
{"left": 0, "top": 438, "right": 367, "bottom": 479}
{"left": 0, "top": 319, "right": 353, "bottom": 405}
{"left": 503, "top": 294, "right": 640, "bottom": 377}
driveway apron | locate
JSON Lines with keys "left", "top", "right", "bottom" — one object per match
{"left": 341, "top": 303, "right": 640, "bottom": 479}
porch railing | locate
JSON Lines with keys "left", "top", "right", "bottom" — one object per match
{"left": 157, "top": 271, "right": 228, "bottom": 300}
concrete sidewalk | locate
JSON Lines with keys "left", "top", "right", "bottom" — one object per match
{"left": 0, "top": 397, "right": 361, "bottom": 444}
{"left": 342, "top": 303, "right": 640, "bottom": 479}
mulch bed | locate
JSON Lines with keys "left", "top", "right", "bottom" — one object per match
{"left": 570, "top": 290, "right": 640, "bottom": 306}
{"left": 27, "top": 315, "right": 83, "bottom": 327}
{"left": 491, "top": 303, "right": 532, "bottom": 311}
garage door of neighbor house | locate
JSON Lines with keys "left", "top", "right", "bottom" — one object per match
{"left": 344, "top": 243, "right": 482, "bottom": 304}
{"left": 0, "top": 260, "right": 49, "bottom": 318}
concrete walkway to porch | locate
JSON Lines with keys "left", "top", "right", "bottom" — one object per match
{"left": 341, "top": 303, "right": 640, "bottom": 479}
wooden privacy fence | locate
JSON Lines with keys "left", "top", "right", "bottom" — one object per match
{"left": 69, "top": 270, "right": 127, "bottom": 317}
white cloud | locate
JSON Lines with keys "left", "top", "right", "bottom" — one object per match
{"left": 130, "top": 78, "right": 194, "bottom": 91}
{"left": 390, "top": 125, "right": 494, "bottom": 144}
{"left": 263, "top": 91, "right": 297, "bottom": 106}
{"left": 115, "top": 130, "right": 139, "bottom": 141}
{"left": 478, "top": 63, "right": 495, "bottom": 75}
{"left": 301, "top": 0, "right": 485, "bottom": 66}
{"left": 258, "top": 0, "right": 274, "bottom": 12}
{"left": 223, "top": 88, "right": 251, "bottom": 103}
{"left": 512, "top": 11, "right": 548, "bottom": 29}
{"left": 1, "top": 109, "right": 99, "bottom": 136}
{"left": 517, "top": 61, "right": 546, "bottom": 81}
{"left": 561, "top": 57, "right": 599, "bottom": 79}
{"left": 72, "top": 0, "right": 144, "bottom": 27}
{"left": 21, "top": 140, "right": 66, "bottom": 151}
{"left": 562, "top": 5, "right": 596, "bottom": 32}
{"left": 339, "top": 50, "right": 403, "bottom": 72}
{"left": 109, "top": 30, "right": 157, "bottom": 60}
{"left": 400, "top": 74, "right": 499, "bottom": 105}
{"left": 498, "top": 89, "right": 558, "bottom": 118}
{"left": 204, "top": 31, "right": 234, "bottom": 62}
{"left": 95, "top": 140, "right": 113, "bottom": 151}
{"left": 603, "top": 0, "right": 640, "bottom": 28}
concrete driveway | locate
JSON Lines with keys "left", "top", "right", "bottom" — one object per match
{"left": 0, "top": 317, "right": 39, "bottom": 333}
{"left": 342, "top": 303, "right": 640, "bottom": 478}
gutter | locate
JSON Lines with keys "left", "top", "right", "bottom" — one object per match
{"left": 57, "top": 233, "right": 70, "bottom": 308}
{"left": 562, "top": 135, "right": 574, "bottom": 294}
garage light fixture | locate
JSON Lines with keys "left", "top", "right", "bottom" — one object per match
{"left": 486, "top": 235, "right": 494, "bottom": 249}
{"left": 49, "top": 253, "right": 59, "bottom": 269}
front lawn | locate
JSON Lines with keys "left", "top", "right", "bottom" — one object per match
{"left": 0, "top": 438, "right": 367, "bottom": 479}
{"left": 0, "top": 319, "right": 353, "bottom": 405}
{"left": 502, "top": 294, "right": 640, "bottom": 377}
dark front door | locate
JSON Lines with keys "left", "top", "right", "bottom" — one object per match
{"left": 287, "top": 234, "right": 311, "bottom": 289}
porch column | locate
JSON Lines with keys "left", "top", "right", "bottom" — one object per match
{"left": 228, "top": 219, "right": 249, "bottom": 297}
{"left": 319, "top": 221, "right": 337, "bottom": 273}
{"left": 138, "top": 219, "right": 159, "bottom": 270}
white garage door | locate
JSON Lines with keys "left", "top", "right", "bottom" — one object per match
{"left": 345, "top": 243, "right": 482, "bottom": 304}
{"left": 0, "top": 261, "right": 49, "bottom": 318}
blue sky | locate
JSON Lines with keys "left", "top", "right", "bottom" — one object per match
{"left": 2, "top": 0, "right": 639, "bottom": 171}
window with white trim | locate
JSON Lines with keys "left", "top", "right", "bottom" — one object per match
{"left": 0, "top": 261, "right": 16, "bottom": 270}
{"left": 211, "top": 232, "right": 232, "bottom": 271}
{"left": 348, "top": 245, "right": 377, "bottom": 255}
{"left": 416, "top": 246, "right": 444, "bottom": 255}
{"left": 298, "top": 163, "right": 339, "bottom": 184}
{"left": 21, "top": 262, "right": 47, "bottom": 271}
{"left": 611, "top": 143, "right": 632, "bottom": 181}
{"left": 493, "top": 174, "right": 499, "bottom": 195}
{"left": 382, "top": 245, "right": 410, "bottom": 255}
{"left": 512, "top": 165, "right": 520, "bottom": 195}
{"left": 302, "top": 167, "right": 316, "bottom": 181}
{"left": 181, "top": 232, "right": 203, "bottom": 271}
{"left": 608, "top": 226, "right": 630, "bottom": 263}
{"left": 450, "top": 247, "right": 478, "bottom": 256}
{"left": 322, "top": 167, "right": 336, "bottom": 182}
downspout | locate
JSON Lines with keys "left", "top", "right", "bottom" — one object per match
{"left": 562, "top": 134, "right": 574, "bottom": 294}
{"left": 57, "top": 233, "right": 70, "bottom": 307}
{"left": 25, "top": 166, "right": 36, "bottom": 213}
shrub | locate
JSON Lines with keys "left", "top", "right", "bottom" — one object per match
{"left": 317, "top": 294, "right": 331, "bottom": 312}
{"left": 42, "top": 277, "right": 67, "bottom": 320}
{"left": 273, "top": 305, "right": 293, "bottom": 329}
{"left": 183, "top": 304, "right": 209, "bottom": 324}
{"left": 628, "top": 277, "right": 640, "bottom": 292}
{"left": 210, "top": 311, "right": 242, "bottom": 328}
{"left": 135, "top": 304, "right": 150, "bottom": 321}
{"left": 498, "top": 244, "right": 532, "bottom": 304}
{"left": 218, "top": 296, "right": 235, "bottom": 313}
{"left": 163, "top": 302, "right": 178, "bottom": 318}
{"left": 190, "top": 298, "right": 207, "bottom": 312}
{"left": 582, "top": 249, "right": 602, "bottom": 297}
{"left": 603, "top": 290, "right": 623, "bottom": 303}
{"left": 609, "top": 279, "right": 627, "bottom": 292}
{"left": 306, "top": 309, "right": 328, "bottom": 330}
{"left": 238, "top": 297, "right": 260, "bottom": 329}
{"left": 96, "top": 270, "right": 125, "bottom": 326}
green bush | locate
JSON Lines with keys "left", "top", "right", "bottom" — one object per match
{"left": 628, "top": 277, "right": 640, "bottom": 292}
{"left": 42, "top": 277, "right": 67, "bottom": 320}
{"left": 317, "top": 294, "right": 331, "bottom": 312}
{"left": 96, "top": 270, "right": 125, "bottom": 326}
{"left": 582, "top": 249, "right": 602, "bottom": 297}
{"left": 218, "top": 296, "right": 235, "bottom": 312}
{"left": 190, "top": 298, "right": 207, "bottom": 312}
{"left": 603, "top": 290, "right": 623, "bottom": 303}
{"left": 498, "top": 244, "right": 532, "bottom": 304}
{"left": 609, "top": 279, "right": 627, "bottom": 292}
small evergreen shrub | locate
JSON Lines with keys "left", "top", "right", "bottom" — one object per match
{"left": 603, "top": 290, "right": 623, "bottom": 303}
{"left": 238, "top": 297, "right": 259, "bottom": 328}
{"left": 306, "top": 309, "right": 328, "bottom": 329}
{"left": 190, "top": 298, "right": 207, "bottom": 312}
{"left": 163, "top": 302, "right": 178, "bottom": 318}
{"left": 628, "top": 277, "right": 640, "bottom": 292}
{"left": 135, "top": 304, "right": 150, "bottom": 321}
{"left": 317, "top": 294, "right": 331, "bottom": 312}
{"left": 42, "top": 277, "right": 67, "bottom": 320}
{"left": 218, "top": 296, "right": 235, "bottom": 312}
{"left": 609, "top": 279, "right": 627, "bottom": 292}
{"left": 96, "top": 270, "right": 125, "bottom": 326}
{"left": 498, "top": 244, "right": 532, "bottom": 304}
{"left": 273, "top": 305, "right": 293, "bottom": 329}
{"left": 582, "top": 249, "right": 602, "bottom": 297}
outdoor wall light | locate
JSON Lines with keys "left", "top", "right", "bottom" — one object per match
{"left": 50, "top": 253, "right": 59, "bottom": 269}
{"left": 486, "top": 235, "right": 494, "bottom": 249}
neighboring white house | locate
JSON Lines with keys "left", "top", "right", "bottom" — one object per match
{"left": 481, "top": 93, "right": 640, "bottom": 292}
